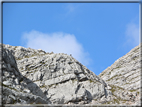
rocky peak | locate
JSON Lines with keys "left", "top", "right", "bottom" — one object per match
{"left": 99, "top": 44, "right": 140, "bottom": 90}
{"left": 1, "top": 43, "right": 141, "bottom": 106}
{"left": 1, "top": 44, "right": 112, "bottom": 105}
{"left": 99, "top": 44, "right": 141, "bottom": 105}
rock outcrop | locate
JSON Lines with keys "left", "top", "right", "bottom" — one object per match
{"left": 99, "top": 44, "right": 141, "bottom": 105}
{"left": 1, "top": 44, "right": 113, "bottom": 105}
{"left": 2, "top": 45, "right": 50, "bottom": 104}
{"left": 1, "top": 43, "right": 141, "bottom": 106}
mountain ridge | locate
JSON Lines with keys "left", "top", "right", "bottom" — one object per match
{"left": 1, "top": 43, "right": 141, "bottom": 106}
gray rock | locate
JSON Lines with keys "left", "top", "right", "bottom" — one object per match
{"left": 99, "top": 44, "right": 141, "bottom": 105}
{"left": 1, "top": 43, "right": 141, "bottom": 105}
{"left": 3, "top": 81, "right": 12, "bottom": 86}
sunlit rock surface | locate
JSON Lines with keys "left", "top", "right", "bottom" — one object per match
{"left": 99, "top": 44, "right": 141, "bottom": 105}
{"left": 1, "top": 43, "right": 141, "bottom": 106}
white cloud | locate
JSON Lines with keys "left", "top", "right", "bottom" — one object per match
{"left": 125, "top": 22, "right": 139, "bottom": 47}
{"left": 22, "top": 30, "right": 91, "bottom": 66}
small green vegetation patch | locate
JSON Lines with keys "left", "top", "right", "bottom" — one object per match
{"left": 109, "top": 84, "right": 124, "bottom": 94}
{"left": 129, "top": 89, "right": 138, "bottom": 92}
{"left": 113, "top": 98, "right": 120, "bottom": 104}
{"left": 89, "top": 79, "right": 97, "bottom": 83}
{"left": 107, "top": 74, "right": 122, "bottom": 82}
{"left": 48, "top": 84, "right": 54, "bottom": 88}
{"left": 72, "top": 79, "right": 78, "bottom": 83}
{"left": 40, "top": 85, "right": 47, "bottom": 88}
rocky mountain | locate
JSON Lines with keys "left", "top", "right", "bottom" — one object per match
{"left": 1, "top": 43, "right": 141, "bottom": 106}
{"left": 99, "top": 44, "right": 141, "bottom": 105}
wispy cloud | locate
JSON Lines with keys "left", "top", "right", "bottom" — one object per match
{"left": 22, "top": 30, "right": 91, "bottom": 66}
{"left": 65, "top": 3, "right": 83, "bottom": 16}
{"left": 125, "top": 22, "right": 139, "bottom": 47}
{"left": 67, "top": 4, "right": 75, "bottom": 13}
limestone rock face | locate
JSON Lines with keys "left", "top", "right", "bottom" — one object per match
{"left": 2, "top": 45, "right": 50, "bottom": 104}
{"left": 99, "top": 44, "right": 141, "bottom": 105}
{"left": 2, "top": 44, "right": 111, "bottom": 105}
{"left": 1, "top": 43, "right": 141, "bottom": 106}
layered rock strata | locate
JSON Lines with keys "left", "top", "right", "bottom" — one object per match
{"left": 99, "top": 44, "right": 141, "bottom": 105}
{"left": 2, "top": 44, "right": 112, "bottom": 105}
{"left": 1, "top": 43, "right": 141, "bottom": 106}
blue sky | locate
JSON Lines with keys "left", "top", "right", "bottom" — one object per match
{"left": 3, "top": 3, "right": 139, "bottom": 75}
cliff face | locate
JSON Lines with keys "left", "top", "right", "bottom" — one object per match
{"left": 1, "top": 44, "right": 141, "bottom": 106}
{"left": 2, "top": 45, "right": 49, "bottom": 104}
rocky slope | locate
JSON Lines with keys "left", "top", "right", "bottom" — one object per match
{"left": 99, "top": 44, "right": 141, "bottom": 105}
{"left": 1, "top": 44, "right": 113, "bottom": 105}
{"left": 1, "top": 43, "right": 141, "bottom": 106}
